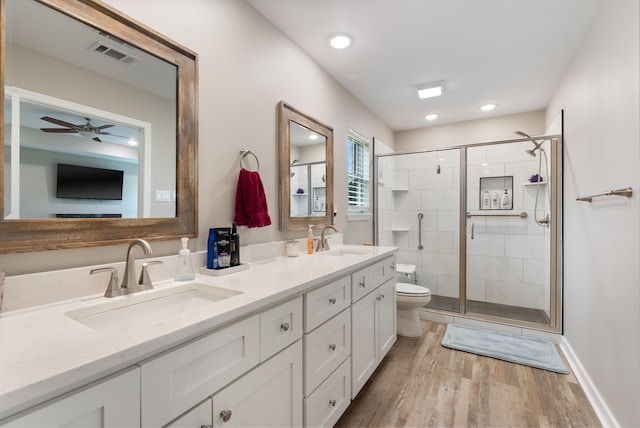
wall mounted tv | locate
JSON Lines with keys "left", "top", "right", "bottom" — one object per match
{"left": 56, "top": 163, "right": 124, "bottom": 200}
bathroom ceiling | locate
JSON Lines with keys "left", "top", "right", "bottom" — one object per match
{"left": 247, "top": 0, "right": 603, "bottom": 131}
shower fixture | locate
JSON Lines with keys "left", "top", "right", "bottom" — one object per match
{"left": 515, "top": 131, "right": 550, "bottom": 227}
{"left": 515, "top": 131, "right": 544, "bottom": 157}
{"left": 290, "top": 159, "right": 299, "bottom": 177}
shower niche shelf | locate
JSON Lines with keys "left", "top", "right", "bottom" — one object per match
{"left": 523, "top": 181, "right": 547, "bottom": 186}
{"left": 479, "top": 176, "right": 513, "bottom": 210}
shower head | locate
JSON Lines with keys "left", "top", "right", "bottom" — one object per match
{"left": 515, "top": 131, "right": 543, "bottom": 157}
{"left": 290, "top": 159, "right": 299, "bottom": 166}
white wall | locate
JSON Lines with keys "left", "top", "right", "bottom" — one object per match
{"left": 395, "top": 110, "right": 545, "bottom": 151}
{"left": 0, "top": 0, "right": 393, "bottom": 275}
{"left": 546, "top": 0, "right": 640, "bottom": 425}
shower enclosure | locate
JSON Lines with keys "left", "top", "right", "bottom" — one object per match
{"left": 375, "top": 135, "right": 562, "bottom": 331}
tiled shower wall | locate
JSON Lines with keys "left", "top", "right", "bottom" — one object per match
{"left": 377, "top": 140, "right": 551, "bottom": 316}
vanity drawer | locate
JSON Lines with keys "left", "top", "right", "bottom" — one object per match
{"left": 304, "top": 357, "right": 351, "bottom": 428}
{"left": 260, "top": 296, "right": 303, "bottom": 361}
{"left": 140, "top": 315, "right": 260, "bottom": 428}
{"left": 304, "top": 308, "right": 351, "bottom": 396}
{"left": 305, "top": 276, "right": 350, "bottom": 333}
{"left": 351, "top": 256, "right": 395, "bottom": 302}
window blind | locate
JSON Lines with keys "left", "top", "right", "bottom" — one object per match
{"left": 347, "top": 133, "right": 370, "bottom": 212}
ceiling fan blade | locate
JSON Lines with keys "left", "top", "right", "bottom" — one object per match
{"left": 40, "top": 116, "right": 78, "bottom": 129}
{"left": 92, "top": 137, "right": 103, "bottom": 142}
{"left": 40, "top": 128, "right": 75, "bottom": 133}
{"left": 95, "top": 124, "right": 114, "bottom": 130}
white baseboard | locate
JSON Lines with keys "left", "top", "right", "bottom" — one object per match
{"left": 560, "top": 337, "right": 618, "bottom": 428}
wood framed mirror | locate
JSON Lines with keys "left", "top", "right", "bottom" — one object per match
{"left": 0, "top": 0, "right": 198, "bottom": 253}
{"left": 278, "top": 101, "right": 333, "bottom": 231}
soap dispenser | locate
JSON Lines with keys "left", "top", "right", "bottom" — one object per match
{"left": 175, "top": 237, "right": 196, "bottom": 281}
{"left": 501, "top": 188, "right": 511, "bottom": 209}
{"left": 307, "top": 225, "right": 314, "bottom": 254}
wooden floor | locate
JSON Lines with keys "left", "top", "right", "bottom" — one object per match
{"left": 336, "top": 320, "right": 601, "bottom": 428}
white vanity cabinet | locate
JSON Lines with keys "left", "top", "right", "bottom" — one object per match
{"left": 351, "top": 257, "right": 396, "bottom": 398}
{"left": 302, "top": 276, "right": 352, "bottom": 427}
{"left": 0, "top": 367, "right": 140, "bottom": 428}
{"left": 142, "top": 297, "right": 303, "bottom": 428}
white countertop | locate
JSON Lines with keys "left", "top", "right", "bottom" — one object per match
{"left": 0, "top": 245, "right": 396, "bottom": 419}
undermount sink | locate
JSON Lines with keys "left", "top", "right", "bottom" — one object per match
{"left": 65, "top": 283, "right": 242, "bottom": 333}
{"left": 320, "top": 248, "right": 370, "bottom": 257}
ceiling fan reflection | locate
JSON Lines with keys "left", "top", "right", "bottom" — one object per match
{"left": 40, "top": 116, "right": 130, "bottom": 143}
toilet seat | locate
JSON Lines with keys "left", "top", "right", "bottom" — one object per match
{"left": 396, "top": 282, "right": 431, "bottom": 297}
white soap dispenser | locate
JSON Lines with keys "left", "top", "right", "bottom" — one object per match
{"left": 175, "top": 237, "right": 196, "bottom": 281}
{"left": 501, "top": 189, "right": 511, "bottom": 209}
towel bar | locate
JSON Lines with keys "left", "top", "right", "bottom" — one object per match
{"left": 576, "top": 187, "right": 632, "bottom": 202}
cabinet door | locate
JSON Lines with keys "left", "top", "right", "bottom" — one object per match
{"left": 0, "top": 367, "right": 140, "bottom": 428}
{"left": 212, "top": 340, "right": 302, "bottom": 427}
{"left": 350, "top": 289, "right": 378, "bottom": 398}
{"left": 378, "top": 279, "right": 397, "bottom": 359}
{"left": 166, "top": 399, "right": 212, "bottom": 428}
{"left": 141, "top": 315, "right": 260, "bottom": 427}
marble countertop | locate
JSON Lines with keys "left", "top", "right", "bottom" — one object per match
{"left": 0, "top": 245, "right": 396, "bottom": 420}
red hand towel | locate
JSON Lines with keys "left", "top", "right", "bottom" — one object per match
{"left": 234, "top": 168, "right": 272, "bottom": 228}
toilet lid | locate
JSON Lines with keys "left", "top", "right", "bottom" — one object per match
{"left": 396, "top": 282, "right": 431, "bottom": 296}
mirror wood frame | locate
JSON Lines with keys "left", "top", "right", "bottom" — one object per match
{"left": 278, "top": 101, "right": 333, "bottom": 231}
{"left": 0, "top": 0, "right": 198, "bottom": 253}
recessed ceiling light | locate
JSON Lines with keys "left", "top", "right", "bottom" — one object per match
{"left": 329, "top": 34, "right": 352, "bottom": 49}
{"left": 425, "top": 114, "right": 439, "bottom": 121}
{"left": 308, "top": 134, "right": 319, "bottom": 140}
{"left": 128, "top": 138, "right": 138, "bottom": 146}
{"left": 480, "top": 103, "right": 496, "bottom": 111}
{"left": 416, "top": 81, "right": 445, "bottom": 99}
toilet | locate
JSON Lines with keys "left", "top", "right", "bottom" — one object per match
{"left": 395, "top": 263, "right": 431, "bottom": 338}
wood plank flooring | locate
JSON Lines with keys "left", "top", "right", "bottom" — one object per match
{"left": 336, "top": 320, "right": 601, "bottom": 428}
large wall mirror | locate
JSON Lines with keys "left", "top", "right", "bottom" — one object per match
{"left": 278, "top": 101, "right": 333, "bottom": 231}
{"left": 0, "top": 0, "right": 198, "bottom": 253}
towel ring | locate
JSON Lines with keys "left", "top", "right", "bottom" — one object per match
{"left": 240, "top": 149, "right": 260, "bottom": 171}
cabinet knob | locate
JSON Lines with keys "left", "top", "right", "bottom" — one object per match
{"left": 329, "top": 343, "right": 337, "bottom": 351}
{"left": 280, "top": 322, "right": 290, "bottom": 331}
{"left": 359, "top": 279, "right": 366, "bottom": 288}
{"left": 390, "top": 263, "right": 395, "bottom": 271}
{"left": 376, "top": 296, "right": 381, "bottom": 301}
{"left": 329, "top": 297, "right": 337, "bottom": 304}
{"left": 329, "top": 399, "right": 337, "bottom": 407}
{"left": 220, "top": 410, "right": 232, "bottom": 422}
{"left": 381, "top": 294, "right": 385, "bottom": 299}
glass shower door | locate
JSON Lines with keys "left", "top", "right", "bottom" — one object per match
{"left": 376, "top": 148, "right": 461, "bottom": 313}
{"left": 464, "top": 141, "right": 552, "bottom": 325}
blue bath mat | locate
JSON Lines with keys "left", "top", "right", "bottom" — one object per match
{"left": 441, "top": 323, "right": 569, "bottom": 374}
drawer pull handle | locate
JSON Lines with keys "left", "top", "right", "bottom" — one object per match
{"left": 280, "top": 322, "right": 290, "bottom": 331}
{"left": 220, "top": 410, "right": 232, "bottom": 422}
{"left": 329, "top": 297, "right": 337, "bottom": 304}
{"left": 329, "top": 343, "right": 337, "bottom": 351}
{"left": 329, "top": 399, "right": 337, "bottom": 407}
{"left": 390, "top": 262, "right": 395, "bottom": 270}
{"left": 381, "top": 294, "right": 385, "bottom": 299}
{"left": 359, "top": 280, "right": 366, "bottom": 288}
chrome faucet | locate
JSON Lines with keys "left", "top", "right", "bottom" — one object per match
{"left": 316, "top": 225, "right": 338, "bottom": 252}
{"left": 122, "top": 239, "right": 153, "bottom": 293}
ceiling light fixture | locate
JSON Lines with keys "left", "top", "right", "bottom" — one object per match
{"left": 480, "top": 103, "right": 496, "bottom": 111}
{"left": 308, "top": 134, "right": 319, "bottom": 140}
{"left": 416, "top": 81, "right": 444, "bottom": 99}
{"left": 425, "top": 114, "right": 439, "bottom": 121}
{"left": 128, "top": 138, "right": 138, "bottom": 146}
{"left": 329, "top": 34, "right": 352, "bottom": 49}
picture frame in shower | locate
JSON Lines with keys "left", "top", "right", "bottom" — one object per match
{"left": 479, "top": 176, "right": 513, "bottom": 210}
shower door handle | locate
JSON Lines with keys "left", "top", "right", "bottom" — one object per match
{"left": 471, "top": 222, "right": 475, "bottom": 240}
{"left": 417, "top": 212, "right": 424, "bottom": 250}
